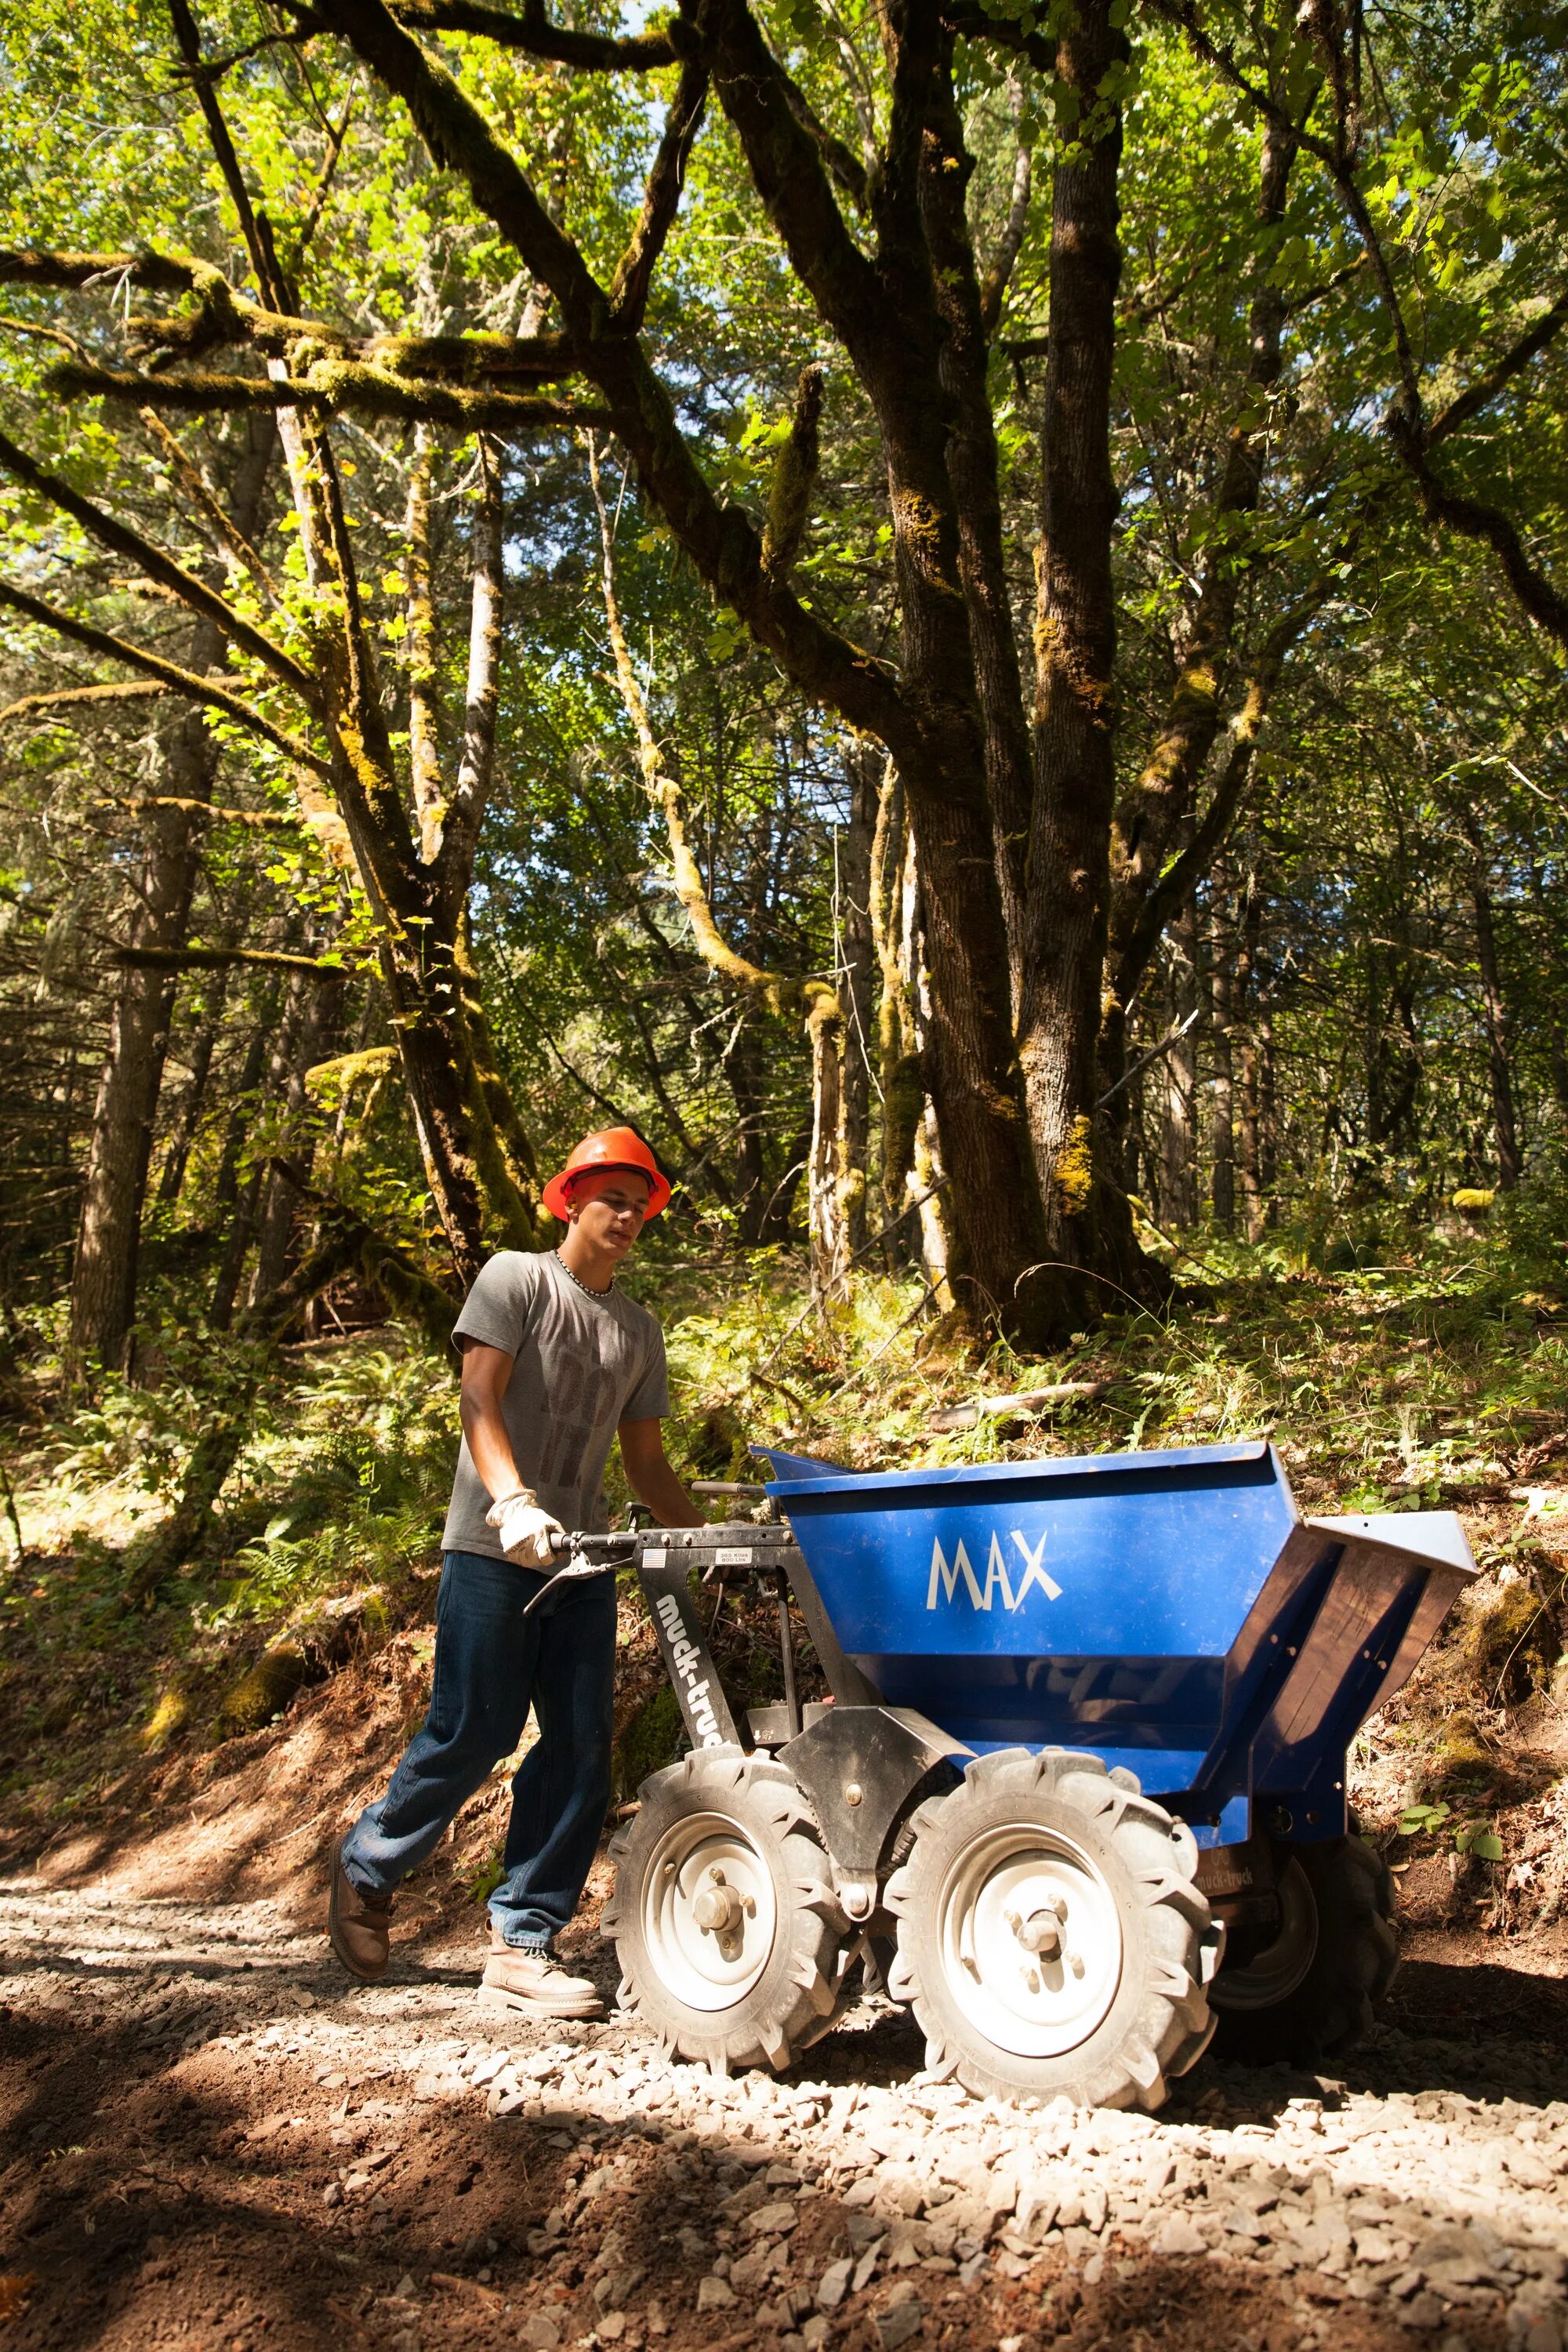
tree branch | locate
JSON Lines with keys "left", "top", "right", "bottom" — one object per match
{"left": 768, "top": 49, "right": 870, "bottom": 212}
{"left": 0, "top": 680, "right": 169, "bottom": 724}
{"left": 0, "top": 575, "right": 330, "bottom": 773}
{"left": 1386, "top": 412, "right": 1568, "bottom": 652}
{"left": 0, "top": 246, "right": 196, "bottom": 295}
{"left": 587, "top": 431, "right": 799, "bottom": 1014}
{"left": 760, "top": 364, "right": 823, "bottom": 578}
{"left": 169, "top": 0, "right": 289, "bottom": 309}
{"left": 0, "top": 424, "right": 316, "bottom": 702}
{"left": 113, "top": 944, "right": 347, "bottom": 975}
{"left": 138, "top": 406, "right": 278, "bottom": 597}
{"left": 696, "top": 0, "right": 881, "bottom": 365}
{"left": 1148, "top": 0, "right": 1423, "bottom": 420}
{"left": 1113, "top": 583, "right": 1329, "bottom": 1003}
{"left": 942, "top": 2, "right": 1054, "bottom": 75}
{"left": 978, "top": 93, "right": 1031, "bottom": 339}
{"left": 95, "top": 795, "right": 313, "bottom": 829}
{"left": 52, "top": 356, "right": 612, "bottom": 434}
{"left": 1425, "top": 285, "right": 1568, "bottom": 448}
{"left": 390, "top": 0, "right": 680, "bottom": 68}
{"left": 610, "top": 58, "right": 709, "bottom": 330}
{"left": 313, "top": 0, "right": 911, "bottom": 752}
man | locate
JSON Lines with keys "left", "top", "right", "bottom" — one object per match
{"left": 328, "top": 1127, "right": 702, "bottom": 2016}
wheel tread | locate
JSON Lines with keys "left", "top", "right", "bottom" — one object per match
{"left": 605, "top": 1748, "right": 845, "bottom": 2079}
{"left": 1210, "top": 1835, "right": 1398, "bottom": 2064}
{"left": 891, "top": 1754, "right": 1213, "bottom": 2112}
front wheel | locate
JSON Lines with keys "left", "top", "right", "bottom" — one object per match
{"left": 604, "top": 1747, "right": 845, "bottom": 2074}
{"left": 884, "top": 1748, "right": 1221, "bottom": 2111}
{"left": 1208, "top": 1835, "right": 1397, "bottom": 2063}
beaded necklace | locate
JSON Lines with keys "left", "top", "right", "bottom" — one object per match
{"left": 554, "top": 1248, "right": 614, "bottom": 1300}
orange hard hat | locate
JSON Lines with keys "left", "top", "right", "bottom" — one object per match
{"left": 542, "top": 1127, "right": 672, "bottom": 1222}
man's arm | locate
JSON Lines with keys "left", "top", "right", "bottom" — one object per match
{"left": 618, "top": 1417, "right": 704, "bottom": 1527}
{"left": 458, "top": 1340, "right": 525, "bottom": 1503}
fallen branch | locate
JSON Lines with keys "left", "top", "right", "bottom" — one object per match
{"left": 928, "top": 1381, "right": 1108, "bottom": 1433}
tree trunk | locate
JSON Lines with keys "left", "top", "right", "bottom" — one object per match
{"left": 838, "top": 742, "right": 877, "bottom": 1256}
{"left": 871, "top": 762, "right": 920, "bottom": 1254}
{"left": 71, "top": 888, "right": 190, "bottom": 1370}
{"left": 1464, "top": 817, "right": 1523, "bottom": 1190}
{"left": 1525, "top": 856, "right": 1568, "bottom": 1126}
{"left": 1209, "top": 887, "right": 1237, "bottom": 1232}
{"left": 1259, "top": 1003, "right": 1279, "bottom": 1207}
{"left": 212, "top": 990, "right": 278, "bottom": 1217}
{"left": 68, "top": 416, "right": 275, "bottom": 1371}
{"left": 157, "top": 964, "right": 230, "bottom": 1210}
{"left": 1160, "top": 897, "right": 1200, "bottom": 1229}
{"left": 1236, "top": 870, "right": 1266, "bottom": 1242}
{"left": 1015, "top": 0, "right": 1148, "bottom": 1323}
{"left": 807, "top": 990, "right": 848, "bottom": 1315}
{"left": 212, "top": 970, "right": 310, "bottom": 1328}
{"left": 249, "top": 967, "right": 347, "bottom": 1308}
{"left": 898, "top": 832, "right": 956, "bottom": 1306}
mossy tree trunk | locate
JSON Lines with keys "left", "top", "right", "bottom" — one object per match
{"left": 68, "top": 415, "right": 276, "bottom": 1374}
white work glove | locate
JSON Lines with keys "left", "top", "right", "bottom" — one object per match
{"left": 486, "top": 1487, "right": 564, "bottom": 1569}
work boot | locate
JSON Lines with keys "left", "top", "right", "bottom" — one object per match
{"left": 328, "top": 1838, "right": 394, "bottom": 1981}
{"left": 479, "top": 1926, "right": 603, "bottom": 2018}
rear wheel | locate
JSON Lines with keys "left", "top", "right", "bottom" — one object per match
{"left": 884, "top": 1748, "right": 1221, "bottom": 2111}
{"left": 1209, "top": 1835, "right": 1397, "bottom": 2062}
{"left": 604, "top": 1747, "right": 845, "bottom": 2074}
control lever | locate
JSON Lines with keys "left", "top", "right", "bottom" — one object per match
{"left": 522, "top": 1530, "right": 636, "bottom": 1617}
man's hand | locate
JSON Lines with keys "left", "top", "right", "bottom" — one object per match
{"left": 487, "top": 1489, "right": 565, "bottom": 1567}
{"left": 619, "top": 1417, "right": 704, "bottom": 1526}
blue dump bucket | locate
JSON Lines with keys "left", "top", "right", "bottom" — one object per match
{"left": 756, "top": 1440, "right": 1475, "bottom": 1847}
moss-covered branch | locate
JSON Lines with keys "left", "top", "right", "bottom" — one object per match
{"left": 0, "top": 680, "right": 169, "bottom": 724}
{"left": 610, "top": 60, "right": 709, "bottom": 329}
{"left": 391, "top": 0, "right": 681, "bottom": 68}
{"left": 314, "top": 0, "right": 910, "bottom": 753}
{"left": 0, "top": 576, "right": 330, "bottom": 775}
{"left": 0, "top": 424, "right": 316, "bottom": 704}
{"left": 52, "top": 357, "right": 612, "bottom": 437}
{"left": 760, "top": 363, "right": 823, "bottom": 579}
{"left": 112, "top": 946, "right": 348, "bottom": 978}
{"left": 139, "top": 408, "right": 278, "bottom": 598}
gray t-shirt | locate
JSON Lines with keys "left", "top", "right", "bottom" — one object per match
{"left": 441, "top": 1250, "right": 670, "bottom": 1560}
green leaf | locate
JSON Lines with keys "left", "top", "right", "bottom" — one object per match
{"left": 1398, "top": 1801, "right": 1450, "bottom": 1835}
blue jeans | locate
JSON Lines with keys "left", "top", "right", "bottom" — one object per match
{"left": 340, "top": 1548, "right": 617, "bottom": 1949}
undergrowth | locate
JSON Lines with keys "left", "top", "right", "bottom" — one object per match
{"left": 2, "top": 1192, "right": 1566, "bottom": 1907}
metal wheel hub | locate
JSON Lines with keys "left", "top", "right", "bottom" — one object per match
{"left": 935, "top": 1820, "right": 1123, "bottom": 2058}
{"left": 642, "top": 1810, "right": 777, "bottom": 2012}
{"left": 1210, "top": 1857, "right": 1318, "bottom": 2011}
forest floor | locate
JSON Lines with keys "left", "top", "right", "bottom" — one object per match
{"left": 3, "top": 1221, "right": 1568, "bottom": 2348}
{"left": 2, "top": 1866, "right": 1567, "bottom": 2352}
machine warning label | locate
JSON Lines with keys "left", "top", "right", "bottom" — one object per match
{"left": 927, "top": 1530, "right": 1063, "bottom": 1613}
{"left": 654, "top": 1588, "right": 724, "bottom": 1746}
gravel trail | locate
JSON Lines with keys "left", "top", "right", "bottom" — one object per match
{"left": 2, "top": 1878, "right": 1566, "bottom": 2352}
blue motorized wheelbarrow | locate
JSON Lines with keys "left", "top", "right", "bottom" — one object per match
{"left": 554, "top": 1439, "right": 1475, "bottom": 2109}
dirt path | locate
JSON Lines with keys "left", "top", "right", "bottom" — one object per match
{"left": 3, "top": 1877, "right": 1566, "bottom": 2352}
